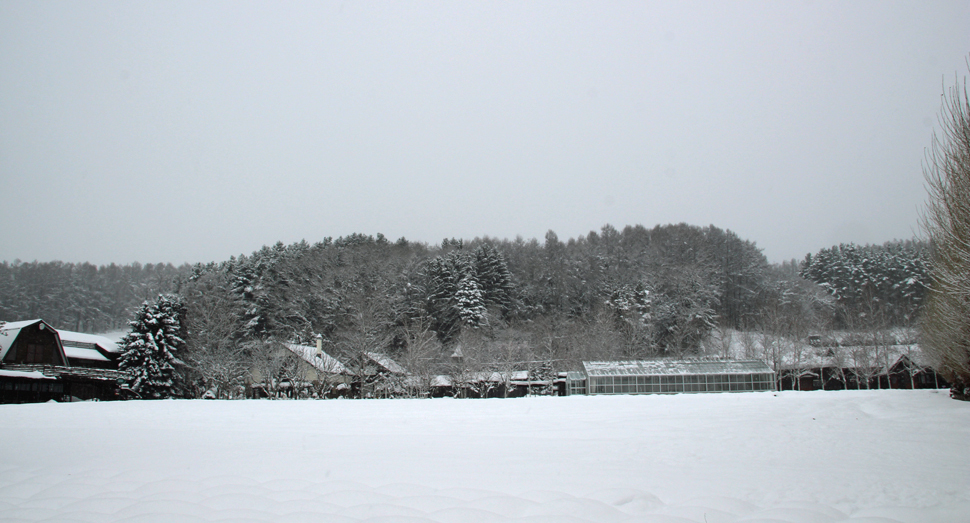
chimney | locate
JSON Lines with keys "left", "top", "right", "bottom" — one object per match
{"left": 315, "top": 335, "right": 323, "bottom": 357}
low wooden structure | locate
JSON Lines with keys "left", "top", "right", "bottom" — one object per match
{"left": 778, "top": 349, "right": 949, "bottom": 391}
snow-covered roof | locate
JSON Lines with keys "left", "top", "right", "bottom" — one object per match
{"left": 777, "top": 344, "right": 929, "bottom": 371}
{"left": 464, "top": 371, "right": 508, "bottom": 383}
{"left": 0, "top": 369, "right": 54, "bottom": 380}
{"left": 509, "top": 370, "right": 529, "bottom": 381}
{"left": 0, "top": 319, "right": 47, "bottom": 332}
{"left": 58, "top": 330, "right": 119, "bottom": 354}
{"left": 63, "top": 346, "right": 111, "bottom": 363}
{"left": 426, "top": 372, "right": 518, "bottom": 388}
{"left": 364, "top": 352, "right": 406, "bottom": 375}
{"left": 1, "top": 320, "right": 45, "bottom": 357}
{"left": 582, "top": 359, "right": 774, "bottom": 377}
{"left": 566, "top": 371, "right": 586, "bottom": 381}
{"left": 284, "top": 343, "right": 349, "bottom": 375}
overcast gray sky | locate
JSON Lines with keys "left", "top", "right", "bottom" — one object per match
{"left": 2, "top": 1, "right": 968, "bottom": 266}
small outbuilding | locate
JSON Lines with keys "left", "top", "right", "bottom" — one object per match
{"left": 566, "top": 359, "right": 776, "bottom": 395}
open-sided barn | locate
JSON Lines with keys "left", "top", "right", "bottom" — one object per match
{"left": 776, "top": 343, "right": 950, "bottom": 391}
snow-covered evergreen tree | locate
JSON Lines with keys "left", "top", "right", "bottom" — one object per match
{"left": 425, "top": 256, "right": 458, "bottom": 339}
{"left": 118, "top": 294, "right": 187, "bottom": 399}
{"left": 424, "top": 251, "right": 475, "bottom": 341}
{"left": 455, "top": 274, "right": 488, "bottom": 328}
{"left": 473, "top": 243, "right": 515, "bottom": 316}
{"left": 801, "top": 241, "right": 928, "bottom": 326}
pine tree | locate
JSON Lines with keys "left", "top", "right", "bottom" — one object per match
{"left": 118, "top": 294, "right": 187, "bottom": 399}
{"left": 424, "top": 252, "right": 472, "bottom": 341}
{"left": 473, "top": 243, "right": 515, "bottom": 316}
{"left": 455, "top": 274, "right": 488, "bottom": 328}
{"left": 801, "top": 241, "right": 928, "bottom": 327}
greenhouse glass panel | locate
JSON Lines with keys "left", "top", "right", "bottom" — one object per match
{"left": 580, "top": 360, "right": 775, "bottom": 395}
{"left": 592, "top": 378, "right": 606, "bottom": 394}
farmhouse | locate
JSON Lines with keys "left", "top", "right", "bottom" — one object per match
{"left": 565, "top": 359, "right": 776, "bottom": 395}
{"left": 0, "top": 319, "right": 126, "bottom": 403}
{"left": 284, "top": 341, "right": 350, "bottom": 380}
{"left": 247, "top": 338, "right": 352, "bottom": 398}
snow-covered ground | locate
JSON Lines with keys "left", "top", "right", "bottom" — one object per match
{"left": 1, "top": 390, "right": 967, "bottom": 523}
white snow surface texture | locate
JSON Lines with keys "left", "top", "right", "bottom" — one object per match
{"left": 0, "top": 390, "right": 967, "bottom": 523}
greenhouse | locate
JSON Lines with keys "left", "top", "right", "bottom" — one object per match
{"left": 566, "top": 359, "right": 775, "bottom": 395}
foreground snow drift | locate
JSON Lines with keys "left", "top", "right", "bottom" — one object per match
{"left": 1, "top": 390, "right": 967, "bottom": 523}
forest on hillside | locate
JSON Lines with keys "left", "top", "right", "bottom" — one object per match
{"left": 0, "top": 223, "right": 929, "bottom": 397}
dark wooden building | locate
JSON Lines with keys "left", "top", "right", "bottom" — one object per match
{"left": 884, "top": 354, "right": 949, "bottom": 389}
{"left": 0, "top": 319, "right": 125, "bottom": 403}
{"left": 778, "top": 352, "right": 949, "bottom": 391}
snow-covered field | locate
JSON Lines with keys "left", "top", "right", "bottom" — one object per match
{"left": 1, "top": 390, "right": 967, "bottom": 523}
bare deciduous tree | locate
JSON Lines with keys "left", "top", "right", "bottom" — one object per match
{"left": 182, "top": 272, "right": 249, "bottom": 398}
{"left": 920, "top": 61, "right": 970, "bottom": 398}
{"left": 397, "top": 323, "right": 441, "bottom": 398}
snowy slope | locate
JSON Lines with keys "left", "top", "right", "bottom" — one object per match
{"left": 0, "top": 390, "right": 967, "bottom": 523}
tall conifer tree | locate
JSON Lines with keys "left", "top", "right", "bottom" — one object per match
{"left": 118, "top": 294, "right": 187, "bottom": 398}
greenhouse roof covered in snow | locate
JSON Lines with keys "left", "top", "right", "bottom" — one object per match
{"left": 582, "top": 359, "right": 773, "bottom": 377}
